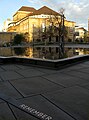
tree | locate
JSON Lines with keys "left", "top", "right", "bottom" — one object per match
{"left": 24, "top": 32, "right": 29, "bottom": 42}
{"left": 13, "top": 34, "right": 26, "bottom": 45}
{"left": 84, "top": 31, "right": 88, "bottom": 43}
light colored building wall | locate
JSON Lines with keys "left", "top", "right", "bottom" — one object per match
{"left": 65, "top": 20, "right": 76, "bottom": 41}
{"left": 8, "top": 16, "right": 76, "bottom": 42}
{"left": 13, "top": 11, "right": 29, "bottom": 22}
{"left": 8, "top": 25, "right": 16, "bottom": 32}
{"left": 75, "top": 27, "right": 85, "bottom": 39}
{"left": 3, "top": 19, "right": 13, "bottom": 32}
{"left": 0, "top": 32, "right": 17, "bottom": 45}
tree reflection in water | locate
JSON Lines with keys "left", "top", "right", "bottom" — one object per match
{"left": 11, "top": 47, "right": 89, "bottom": 59}
{"left": 14, "top": 47, "right": 26, "bottom": 56}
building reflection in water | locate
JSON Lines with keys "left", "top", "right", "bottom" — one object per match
{"left": 0, "top": 47, "right": 89, "bottom": 60}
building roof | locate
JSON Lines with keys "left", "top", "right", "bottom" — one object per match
{"left": 13, "top": 6, "right": 36, "bottom": 17}
{"left": 76, "top": 27, "right": 87, "bottom": 31}
{"left": 18, "top": 6, "right": 36, "bottom": 12}
{"left": 13, "top": 6, "right": 62, "bottom": 23}
{"left": 29, "top": 6, "right": 61, "bottom": 16}
{"left": 65, "top": 20, "right": 76, "bottom": 23}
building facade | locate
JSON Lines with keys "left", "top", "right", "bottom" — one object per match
{"left": 3, "top": 19, "right": 13, "bottom": 32}
{"left": 8, "top": 6, "right": 76, "bottom": 42}
{"left": 65, "top": 20, "right": 75, "bottom": 42}
{"left": 75, "top": 26, "right": 87, "bottom": 42}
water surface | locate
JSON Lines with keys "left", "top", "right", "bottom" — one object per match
{"left": 0, "top": 46, "right": 89, "bottom": 60}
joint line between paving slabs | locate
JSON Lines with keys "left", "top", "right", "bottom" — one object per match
{"left": 40, "top": 94, "right": 77, "bottom": 120}
{"left": 7, "top": 102, "right": 17, "bottom": 120}
{"left": 8, "top": 80, "right": 24, "bottom": 98}
{"left": 41, "top": 76, "right": 66, "bottom": 88}
{"left": 0, "top": 75, "right": 4, "bottom": 82}
{"left": 14, "top": 70, "right": 26, "bottom": 78}
{"left": 0, "top": 66, "right": 7, "bottom": 71}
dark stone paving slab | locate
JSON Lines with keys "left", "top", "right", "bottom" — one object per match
{"left": 16, "top": 95, "right": 75, "bottom": 120}
{"left": 10, "top": 77, "right": 64, "bottom": 96}
{"left": 77, "top": 68, "right": 89, "bottom": 74}
{"left": 16, "top": 64, "right": 35, "bottom": 70}
{"left": 63, "top": 64, "right": 86, "bottom": 70}
{"left": 0, "top": 102, "right": 15, "bottom": 120}
{"left": 43, "top": 86, "right": 89, "bottom": 120}
{"left": 35, "top": 67, "right": 57, "bottom": 74}
{"left": 43, "top": 73, "right": 88, "bottom": 87}
{"left": 10, "top": 105, "right": 39, "bottom": 120}
{"left": 0, "top": 78, "right": 2, "bottom": 82}
{"left": 0, "top": 93, "right": 40, "bottom": 120}
{"left": 17, "top": 69, "right": 45, "bottom": 77}
{"left": 58, "top": 62, "right": 89, "bottom": 72}
{"left": 0, "top": 71, "right": 23, "bottom": 81}
{"left": 62, "top": 70, "right": 89, "bottom": 80}
{"left": 1, "top": 64, "right": 20, "bottom": 71}
{"left": 0, "top": 62, "right": 89, "bottom": 120}
{"left": 77, "top": 62, "right": 89, "bottom": 67}
{"left": 82, "top": 61, "right": 89, "bottom": 65}
{"left": 0, "top": 67, "right": 5, "bottom": 72}
{"left": 80, "top": 82, "right": 89, "bottom": 90}
{"left": 0, "top": 81, "right": 22, "bottom": 99}
{"left": 52, "top": 64, "right": 87, "bottom": 73}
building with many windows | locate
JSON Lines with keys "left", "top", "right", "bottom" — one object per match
{"left": 75, "top": 26, "right": 87, "bottom": 42}
{"left": 7, "top": 6, "right": 76, "bottom": 42}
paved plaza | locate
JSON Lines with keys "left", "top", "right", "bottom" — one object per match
{"left": 0, "top": 61, "right": 89, "bottom": 120}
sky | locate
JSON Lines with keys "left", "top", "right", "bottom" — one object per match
{"left": 0, "top": 0, "right": 89, "bottom": 31}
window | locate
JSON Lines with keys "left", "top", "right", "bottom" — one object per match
{"left": 42, "top": 23, "right": 45, "bottom": 32}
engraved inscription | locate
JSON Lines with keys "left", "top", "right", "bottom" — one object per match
{"left": 20, "top": 104, "right": 53, "bottom": 120}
